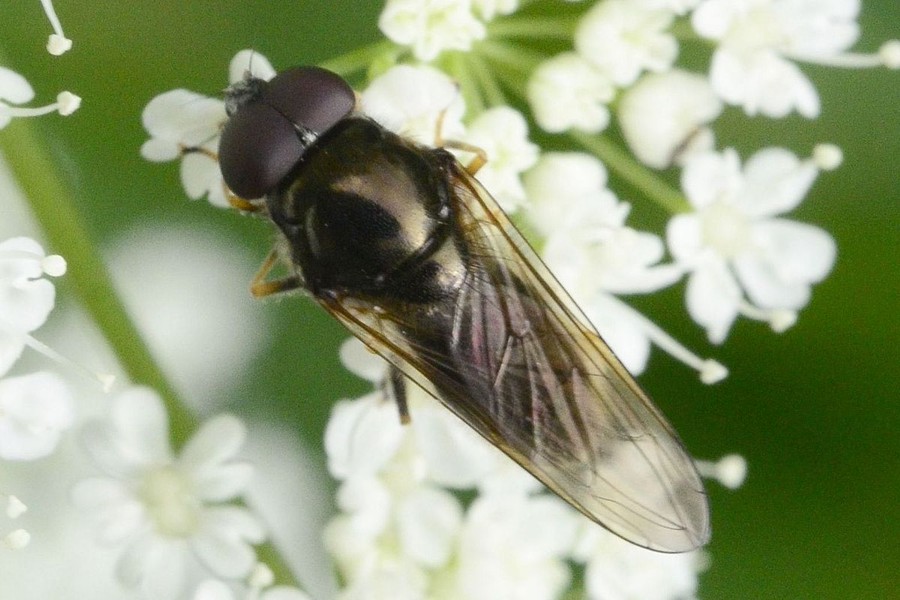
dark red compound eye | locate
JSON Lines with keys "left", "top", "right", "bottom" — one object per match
{"left": 219, "top": 66, "right": 355, "bottom": 199}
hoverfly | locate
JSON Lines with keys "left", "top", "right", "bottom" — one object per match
{"left": 217, "top": 66, "right": 710, "bottom": 553}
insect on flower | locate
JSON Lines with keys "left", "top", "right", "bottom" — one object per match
{"left": 217, "top": 66, "right": 709, "bottom": 552}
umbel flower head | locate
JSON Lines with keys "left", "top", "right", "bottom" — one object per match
{"left": 0, "top": 236, "right": 74, "bottom": 462}
{"left": 133, "top": 0, "right": 897, "bottom": 598}
{"left": 324, "top": 339, "right": 710, "bottom": 600}
{"left": 72, "top": 388, "right": 264, "bottom": 599}
{"left": 0, "top": 236, "right": 66, "bottom": 375}
{"left": 668, "top": 146, "right": 839, "bottom": 342}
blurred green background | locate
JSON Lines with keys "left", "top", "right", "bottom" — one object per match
{"left": 2, "top": 1, "right": 897, "bottom": 598}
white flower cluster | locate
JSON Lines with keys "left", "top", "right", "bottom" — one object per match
{"left": 530, "top": 0, "right": 898, "bottom": 140}
{"left": 132, "top": 0, "right": 894, "bottom": 595}
{"left": 360, "top": 63, "right": 539, "bottom": 213}
{"left": 379, "top": 0, "right": 521, "bottom": 61}
{"left": 0, "top": 236, "right": 72, "bottom": 551}
{"left": 0, "top": 237, "right": 73, "bottom": 463}
{"left": 520, "top": 0, "right": 872, "bottom": 345}
{"left": 140, "top": 50, "right": 276, "bottom": 207}
{"left": 1, "top": 5, "right": 80, "bottom": 558}
{"left": 0, "top": 0, "right": 80, "bottom": 127}
{"left": 0, "top": 66, "right": 80, "bottom": 129}
{"left": 72, "top": 387, "right": 267, "bottom": 600}
{"left": 0, "top": 2, "right": 78, "bottom": 126}
{"left": 325, "top": 339, "right": 707, "bottom": 600}
{"left": 493, "top": 0, "right": 888, "bottom": 354}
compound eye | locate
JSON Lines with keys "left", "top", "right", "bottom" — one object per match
{"left": 219, "top": 102, "right": 304, "bottom": 199}
{"left": 262, "top": 66, "right": 355, "bottom": 136}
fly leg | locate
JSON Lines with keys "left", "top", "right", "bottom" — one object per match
{"left": 383, "top": 365, "right": 411, "bottom": 425}
{"left": 433, "top": 109, "right": 488, "bottom": 176}
{"left": 249, "top": 247, "right": 304, "bottom": 298}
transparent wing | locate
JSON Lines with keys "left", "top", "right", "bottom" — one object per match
{"left": 320, "top": 157, "right": 709, "bottom": 552}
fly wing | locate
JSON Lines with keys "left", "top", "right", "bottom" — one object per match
{"left": 320, "top": 156, "right": 709, "bottom": 552}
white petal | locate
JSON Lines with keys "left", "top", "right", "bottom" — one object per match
{"left": 619, "top": 70, "right": 722, "bottom": 169}
{"left": 71, "top": 477, "right": 131, "bottom": 510}
{"left": 523, "top": 152, "right": 611, "bottom": 237}
{"left": 736, "top": 273, "right": 813, "bottom": 314}
{"left": 324, "top": 514, "right": 378, "bottom": 566}
{"left": 180, "top": 151, "right": 224, "bottom": 201}
{"left": 324, "top": 393, "right": 405, "bottom": 479}
{"left": 113, "top": 387, "right": 174, "bottom": 462}
{"left": 335, "top": 476, "right": 391, "bottom": 536}
{"left": 396, "top": 487, "right": 462, "bottom": 567}
{"left": 685, "top": 260, "right": 741, "bottom": 344}
{"left": 0, "top": 277, "right": 54, "bottom": 333}
{"left": 141, "top": 90, "right": 226, "bottom": 146}
{"left": 140, "top": 137, "right": 181, "bottom": 162}
{"left": 738, "top": 147, "right": 817, "bottom": 217}
{"left": 456, "top": 495, "right": 575, "bottom": 600}
{"left": 414, "top": 405, "right": 495, "bottom": 488}
{"left": 462, "top": 106, "right": 538, "bottom": 212}
{"left": 710, "top": 49, "right": 820, "bottom": 118}
{"left": 379, "top": 0, "right": 486, "bottom": 61}
{"left": 587, "top": 295, "right": 653, "bottom": 375}
{"left": 753, "top": 219, "right": 837, "bottom": 283}
{"left": 0, "top": 371, "right": 73, "bottom": 460}
{"left": 229, "top": 49, "right": 276, "bottom": 84}
{"left": 142, "top": 537, "right": 190, "bottom": 600}
{"left": 0, "top": 237, "right": 45, "bottom": 279}
{"left": 193, "top": 462, "right": 254, "bottom": 501}
{"left": 361, "top": 64, "right": 466, "bottom": 144}
{"left": 82, "top": 387, "right": 173, "bottom": 476}
{"left": 0, "top": 334, "right": 25, "bottom": 377}
{"left": 582, "top": 528, "right": 700, "bottom": 600}
{"left": 70, "top": 477, "right": 147, "bottom": 544}
{"left": 524, "top": 152, "right": 608, "bottom": 207}
{"left": 575, "top": 0, "right": 677, "bottom": 86}
{"left": 116, "top": 535, "right": 154, "bottom": 588}
{"left": 202, "top": 505, "right": 267, "bottom": 542}
{"left": 666, "top": 213, "right": 703, "bottom": 264}
{"left": 0, "top": 67, "right": 35, "bottom": 104}
{"left": 193, "top": 507, "right": 265, "bottom": 577}
{"left": 527, "top": 53, "right": 613, "bottom": 134}
{"left": 680, "top": 149, "right": 742, "bottom": 210}
{"left": 0, "top": 237, "right": 56, "bottom": 333}
{"left": 193, "top": 579, "right": 235, "bottom": 600}
{"left": 178, "top": 414, "right": 246, "bottom": 475}
{"left": 734, "top": 219, "right": 836, "bottom": 309}
{"left": 777, "top": 0, "right": 860, "bottom": 57}
{"left": 690, "top": 0, "right": 736, "bottom": 40}
{"left": 339, "top": 337, "right": 388, "bottom": 383}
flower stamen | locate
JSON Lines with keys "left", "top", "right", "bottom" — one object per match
{"left": 39, "top": 0, "right": 73, "bottom": 55}
{"left": 737, "top": 301, "right": 797, "bottom": 334}
{"left": 139, "top": 466, "right": 201, "bottom": 538}
{"left": 621, "top": 305, "right": 728, "bottom": 384}
{"left": 1, "top": 90, "right": 81, "bottom": 120}
{"left": 695, "top": 454, "right": 748, "bottom": 490}
{"left": 21, "top": 333, "right": 116, "bottom": 391}
{"left": 790, "top": 40, "right": 900, "bottom": 70}
{"left": 2, "top": 528, "right": 30, "bottom": 550}
{"left": 2, "top": 494, "right": 30, "bottom": 551}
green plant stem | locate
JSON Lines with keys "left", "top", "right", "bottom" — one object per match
{"left": 468, "top": 52, "right": 508, "bottom": 108}
{"left": 318, "top": 39, "right": 396, "bottom": 77}
{"left": 570, "top": 131, "right": 691, "bottom": 214}
{"left": 488, "top": 15, "right": 580, "bottom": 39}
{"left": 0, "top": 120, "right": 196, "bottom": 442}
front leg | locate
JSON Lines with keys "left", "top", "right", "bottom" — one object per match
{"left": 250, "top": 247, "right": 304, "bottom": 298}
